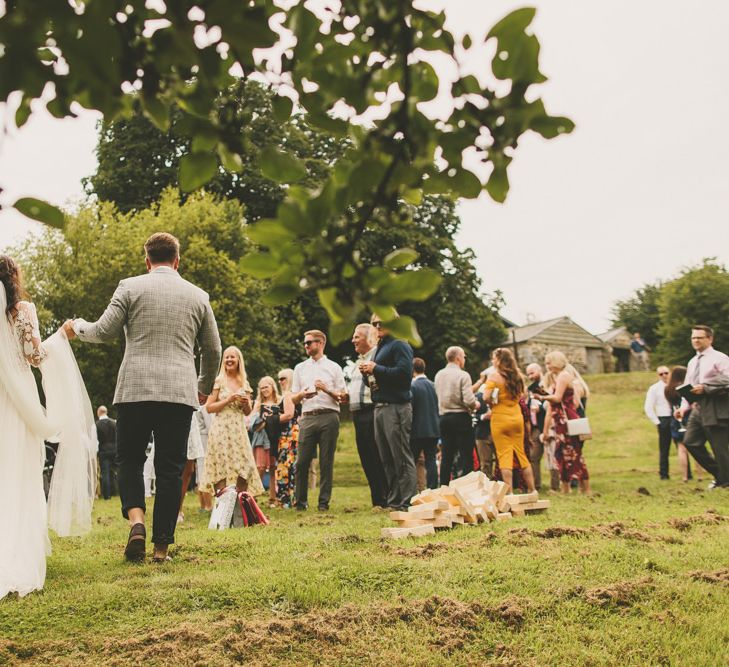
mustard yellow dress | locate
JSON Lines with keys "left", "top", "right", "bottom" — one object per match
{"left": 484, "top": 379, "right": 529, "bottom": 470}
{"left": 204, "top": 381, "right": 264, "bottom": 496}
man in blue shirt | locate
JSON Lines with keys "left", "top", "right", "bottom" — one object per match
{"left": 630, "top": 332, "right": 650, "bottom": 371}
{"left": 359, "top": 314, "right": 417, "bottom": 510}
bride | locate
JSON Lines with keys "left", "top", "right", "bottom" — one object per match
{"left": 0, "top": 255, "right": 96, "bottom": 599}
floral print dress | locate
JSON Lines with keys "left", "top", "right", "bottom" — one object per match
{"left": 204, "top": 380, "right": 264, "bottom": 496}
{"left": 552, "top": 387, "right": 589, "bottom": 482}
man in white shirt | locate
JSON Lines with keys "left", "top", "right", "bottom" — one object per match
{"left": 644, "top": 366, "right": 674, "bottom": 480}
{"left": 683, "top": 325, "right": 729, "bottom": 488}
{"left": 291, "top": 329, "right": 347, "bottom": 510}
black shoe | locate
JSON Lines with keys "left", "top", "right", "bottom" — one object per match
{"left": 124, "top": 523, "right": 146, "bottom": 562}
{"left": 317, "top": 504, "right": 329, "bottom": 512}
{"left": 296, "top": 503, "right": 308, "bottom": 511}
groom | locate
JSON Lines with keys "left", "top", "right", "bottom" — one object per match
{"left": 63, "top": 233, "right": 221, "bottom": 562}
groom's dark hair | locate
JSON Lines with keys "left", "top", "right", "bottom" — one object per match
{"left": 145, "top": 233, "right": 180, "bottom": 265}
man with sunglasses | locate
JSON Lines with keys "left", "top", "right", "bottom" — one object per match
{"left": 644, "top": 365, "right": 674, "bottom": 480}
{"left": 359, "top": 314, "right": 417, "bottom": 511}
{"left": 291, "top": 329, "right": 346, "bottom": 511}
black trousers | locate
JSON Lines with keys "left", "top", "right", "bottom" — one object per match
{"left": 657, "top": 416, "right": 673, "bottom": 479}
{"left": 683, "top": 408, "right": 728, "bottom": 486}
{"left": 116, "top": 402, "right": 193, "bottom": 545}
{"left": 352, "top": 407, "right": 388, "bottom": 507}
{"left": 439, "top": 412, "right": 475, "bottom": 486}
{"left": 99, "top": 449, "right": 116, "bottom": 499}
{"left": 410, "top": 437, "right": 438, "bottom": 489}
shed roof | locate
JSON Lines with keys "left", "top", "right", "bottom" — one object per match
{"left": 503, "top": 316, "right": 605, "bottom": 348}
{"left": 596, "top": 326, "right": 628, "bottom": 343}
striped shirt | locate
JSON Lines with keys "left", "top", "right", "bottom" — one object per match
{"left": 347, "top": 348, "right": 375, "bottom": 411}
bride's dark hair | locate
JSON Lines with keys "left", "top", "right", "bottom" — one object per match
{"left": 0, "top": 255, "right": 26, "bottom": 316}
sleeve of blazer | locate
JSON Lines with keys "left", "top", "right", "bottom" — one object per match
{"left": 76, "top": 281, "right": 129, "bottom": 344}
{"left": 197, "top": 298, "right": 222, "bottom": 395}
{"left": 374, "top": 341, "right": 413, "bottom": 384}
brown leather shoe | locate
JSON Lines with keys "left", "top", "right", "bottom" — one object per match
{"left": 124, "top": 523, "right": 146, "bottom": 562}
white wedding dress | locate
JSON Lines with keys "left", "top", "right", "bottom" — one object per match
{"left": 0, "top": 294, "right": 96, "bottom": 599}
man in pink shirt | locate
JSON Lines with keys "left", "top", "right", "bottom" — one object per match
{"left": 683, "top": 325, "right": 729, "bottom": 488}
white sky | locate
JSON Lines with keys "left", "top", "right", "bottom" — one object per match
{"left": 1, "top": 0, "right": 728, "bottom": 334}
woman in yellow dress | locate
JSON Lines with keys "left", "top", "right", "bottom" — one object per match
{"left": 483, "top": 348, "right": 536, "bottom": 494}
{"left": 204, "top": 346, "right": 264, "bottom": 496}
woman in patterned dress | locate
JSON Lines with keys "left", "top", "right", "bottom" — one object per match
{"left": 204, "top": 346, "right": 264, "bottom": 496}
{"left": 275, "top": 368, "right": 300, "bottom": 507}
{"left": 542, "top": 351, "right": 591, "bottom": 494}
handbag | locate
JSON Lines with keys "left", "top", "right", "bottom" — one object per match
{"left": 563, "top": 403, "right": 592, "bottom": 441}
{"left": 209, "top": 486, "right": 269, "bottom": 529}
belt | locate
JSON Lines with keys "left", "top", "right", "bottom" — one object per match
{"left": 302, "top": 408, "right": 338, "bottom": 416}
{"left": 374, "top": 402, "right": 407, "bottom": 407}
{"left": 351, "top": 404, "right": 375, "bottom": 413}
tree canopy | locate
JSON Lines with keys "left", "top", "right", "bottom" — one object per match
{"left": 611, "top": 282, "right": 663, "bottom": 349}
{"left": 1, "top": 2, "right": 573, "bottom": 342}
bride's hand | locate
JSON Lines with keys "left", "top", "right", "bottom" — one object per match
{"left": 61, "top": 320, "right": 76, "bottom": 340}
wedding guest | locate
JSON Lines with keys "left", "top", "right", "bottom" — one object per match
{"left": 644, "top": 366, "right": 674, "bottom": 480}
{"left": 435, "top": 346, "right": 479, "bottom": 485}
{"left": 96, "top": 406, "right": 117, "bottom": 500}
{"left": 205, "top": 346, "right": 264, "bottom": 496}
{"left": 630, "top": 332, "right": 651, "bottom": 371}
{"left": 570, "top": 365, "right": 591, "bottom": 416}
{"left": 682, "top": 325, "right": 729, "bottom": 488}
{"left": 410, "top": 357, "right": 439, "bottom": 490}
{"left": 542, "top": 351, "right": 590, "bottom": 494}
{"left": 252, "top": 376, "right": 295, "bottom": 508}
{"left": 177, "top": 399, "right": 207, "bottom": 523}
{"left": 472, "top": 395, "right": 494, "bottom": 478}
{"left": 525, "top": 363, "right": 547, "bottom": 489}
{"left": 664, "top": 366, "right": 694, "bottom": 483}
{"left": 483, "top": 348, "right": 535, "bottom": 493}
{"left": 291, "top": 330, "right": 346, "bottom": 511}
{"left": 359, "top": 314, "right": 416, "bottom": 511}
{"left": 347, "top": 324, "right": 388, "bottom": 508}
{"left": 275, "top": 368, "right": 300, "bottom": 507}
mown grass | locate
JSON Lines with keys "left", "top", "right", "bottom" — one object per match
{"left": 1, "top": 372, "right": 728, "bottom": 666}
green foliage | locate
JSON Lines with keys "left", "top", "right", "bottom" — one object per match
{"left": 12, "top": 191, "right": 307, "bottom": 408}
{"left": 0, "top": 2, "right": 573, "bottom": 343}
{"left": 612, "top": 281, "right": 664, "bottom": 349}
{"left": 12, "top": 197, "right": 65, "bottom": 228}
{"left": 656, "top": 259, "right": 729, "bottom": 364}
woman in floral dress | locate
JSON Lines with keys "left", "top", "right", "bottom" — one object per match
{"left": 205, "top": 346, "right": 264, "bottom": 496}
{"left": 542, "top": 351, "right": 591, "bottom": 494}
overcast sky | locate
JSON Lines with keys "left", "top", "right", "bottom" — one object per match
{"left": 1, "top": 0, "right": 728, "bottom": 334}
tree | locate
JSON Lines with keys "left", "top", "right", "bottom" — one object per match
{"left": 1, "top": 2, "right": 573, "bottom": 342}
{"left": 656, "top": 259, "right": 729, "bottom": 364}
{"left": 12, "top": 190, "right": 308, "bottom": 407}
{"left": 612, "top": 282, "right": 663, "bottom": 349}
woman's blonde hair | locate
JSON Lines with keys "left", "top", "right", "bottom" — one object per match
{"left": 256, "top": 375, "right": 281, "bottom": 405}
{"left": 278, "top": 368, "right": 294, "bottom": 394}
{"left": 216, "top": 346, "right": 251, "bottom": 392}
{"left": 543, "top": 351, "right": 579, "bottom": 390}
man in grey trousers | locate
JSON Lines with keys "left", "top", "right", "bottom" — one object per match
{"left": 359, "top": 314, "right": 416, "bottom": 511}
{"left": 65, "top": 233, "right": 221, "bottom": 562}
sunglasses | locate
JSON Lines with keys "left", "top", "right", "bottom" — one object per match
{"left": 303, "top": 339, "right": 320, "bottom": 346}
{"left": 372, "top": 321, "right": 383, "bottom": 329}
{"left": 658, "top": 372, "right": 669, "bottom": 376}
{"left": 278, "top": 376, "right": 287, "bottom": 382}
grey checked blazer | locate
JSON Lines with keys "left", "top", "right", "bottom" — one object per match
{"left": 76, "top": 267, "right": 222, "bottom": 408}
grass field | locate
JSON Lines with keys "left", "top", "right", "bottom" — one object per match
{"left": 1, "top": 372, "right": 728, "bottom": 666}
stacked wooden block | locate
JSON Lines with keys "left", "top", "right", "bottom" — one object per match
{"left": 381, "top": 471, "right": 550, "bottom": 539}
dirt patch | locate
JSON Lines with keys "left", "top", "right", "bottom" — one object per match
{"left": 668, "top": 510, "right": 727, "bottom": 532}
{"left": 581, "top": 577, "right": 653, "bottom": 609}
{"left": 392, "top": 542, "right": 450, "bottom": 558}
{"left": 533, "top": 526, "right": 589, "bottom": 539}
{"left": 592, "top": 521, "right": 653, "bottom": 541}
{"left": 637, "top": 487, "right": 651, "bottom": 496}
{"left": 688, "top": 568, "right": 729, "bottom": 585}
{"left": 323, "top": 534, "right": 365, "bottom": 547}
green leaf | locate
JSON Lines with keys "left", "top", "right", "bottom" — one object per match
{"left": 15, "top": 98, "right": 31, "bottom": 129}
{"left": 486, "top": 163, "right": 510, "bottom": 203}
{"left": 329, "top": 320, "right": 356, "bottom": 346}
{"left": 377, "top": 269, "right": 442, "bottom": 302}
{"left": 402, "top": 188, "right": 423, "bottom": 206}
{"left": 487, "top": 7, "right": 537, "bottom": 40}
{"left": 13, "top": 198, "right": 65, "bottom": 229}
{"left": 217, "top": 145, "right": 244, "bottom": 173}
{"left": 463, "top": 34, "right": 472, "bottom": 50}
{"left": 191, "top": 131, "right": 218, "bottom": 153}
{"left": 530, "top": 114, "right": 575, "bottom": 139}
{"left": 260, "top": 147, "right": 307, "bottom": 183}
{"left": 411, "top": 61, "right": 439, "bottom": 102}
{"left": 238, "top": 252, "right": 280, "bottom": 279}
{"left": 178, "top": 153, "right": 218, "bottom": 192}
{"left": 382, "top": 315, "right": 423, "bottom": 347}
{"left": 453, "top": 169, "right": 482, "bottom": 199}
{"left": 262, "top": 284, "right": 300, "bottom": 305}
{"left": 272, "top": 96, "right": 294, "bottom": 122}
{"left": 384, "top": 248, "right": 419, "bottom": 270}
{"left": 246, "top": 219, "right": 296, "bottom": 245}
{"left": 141, "top": 95, "right": 170, "bottom": 132}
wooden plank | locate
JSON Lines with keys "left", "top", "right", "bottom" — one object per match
{"left": 521, "top": 500, "right": 550, "bottom": 511}
{"left": 510, "top": 506, "right": 525, "bottom": 516}
{"left": 496, "top": 512, "right": 512, "bottom": 521}
{"left": 408, "top": 500, "right": 449, "bottom": 513}
{"left": 390, "top": 508, "right": 436, "bottom": 521}
{"left": 504, "top": 491, "right": 539, "bottom": 505}
{"left": 395, "top": 519, "right": 432, "bottom": 528}
{"left": 433, "top": 516, "right": 453, "bottom": 528}
{"left": 448, "top": 471, "right": 483, "bottom": 488}
{"left": 408, "top": 524, "right": 436, "bottom": 537}
{"left": 381, "top": 527, "right": 412, "bottom": 538}
{"left": 453, "top": 488, "right": 477, "bottom": 518}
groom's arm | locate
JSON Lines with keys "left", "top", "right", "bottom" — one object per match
{"left": 74, "top": 281, "right": 129, "bottom": 344}
{"left": 197, "top": 298, "right": 222, "bottom": 396}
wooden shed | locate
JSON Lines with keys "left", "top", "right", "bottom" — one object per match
{"left": 502, "top": 316, "right": 607, "bottom": 375}
{"left": 597, "top": 326, "right": 642, "bottom": 372}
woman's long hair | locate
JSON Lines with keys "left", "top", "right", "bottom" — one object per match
{"left": 278, "top": 368, "right": 294, "bottom": 396}
{"left": 216, "top": 346, "right": 251, "bottom": 393}
{"left": 256, "top": 375, "right": 280, "bottom": 405}
{"left": 0, "top": 255, "right": 26, "bottom": 317}
{"left": 665, "top": 366, "right": 687, "bottom": 405}
{"left": 492, "top": 348, "right": 525, "bottom": 398}
{"left": 543, "top": 350, "right": 572, "bottom": 390}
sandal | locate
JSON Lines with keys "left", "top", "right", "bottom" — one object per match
{"left": 152, "top": 554, "right": 173, "bottom": 563}
{"left": 124, "top": 523, "right": 146, "bottom": 562}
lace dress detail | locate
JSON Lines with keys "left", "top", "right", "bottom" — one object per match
{"left": 13, "top": 301, "right": 47, "bottom": 367}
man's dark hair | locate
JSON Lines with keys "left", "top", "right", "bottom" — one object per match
{"left": 144, "top": 232, "right": 180, "bottom": 264}
{"left": 692, "top": 324, "right": 714, "bottom": 338}
{"left": 413, "top": 357, "right": 426, "bottom": 374}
